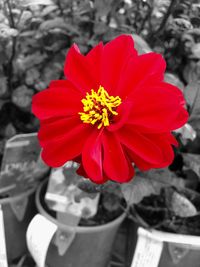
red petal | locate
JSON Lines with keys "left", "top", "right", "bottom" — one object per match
{"left": 102, "top": 131, "right": 133, "bottom": 182}
{"left": 118, "top": 126, "right": 164, "bottom": 164}
{"left": 108, "top": 100, "right": 133, "bottom": 131}
{"left": 149, "top": 134, "right": 175, "bottom": 166}
{"left": 86, "top": 42, "right": 103, "bottom": 67}
{"left": 64, "top": 43, "right": 103, "bottom": 93}
{"left": 38, "top": 116, "right": 81, "bottom": 146}
{"left": 101, "top": 35, "right": 137, "bottom": 94}
{"left": 41, "top": 123, "right": 91, "bottom": 167}
{"left": 32, "top": 80, "right": 82, "bottom": 120}
{"left": 76, "top": 163, "right": 88, "bottom": 178}
{"left": 126, "top": 132, "right": 177, "bottom": 170}
{"left": 116, "top": 53, "right": 166, "bottom": 98}
{"left": 129, "top": 82, "right": 188, "bottom": 133}
{"left": 48, "top": 80, "right": 80, "bottom": 92}
{"left": 82, "top": 129, "right": 106, "bottom": 184}
{"left": 126, "top": 148, "right": 153, "bottom": 171}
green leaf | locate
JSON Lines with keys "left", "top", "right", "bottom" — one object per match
{"left": 183, "top": 61, "right": 200, "bottom": 84}
{"left": 191, "top": 43, "right": 200, "bottom": 59}
{"left": 132, "top": 34, "right": 151, "bottom": 55}
{"left": 40, "top": 5, "right": 58, "bottom": 17}
{"left": 16, "top": 52, "right": 47, "bottom": 70}
{"left": 18, "top": 0, "right": 54, "bottom": 6}
{"left": 12, "top": 85, "right": 34, "bottom": 109}
{"left": 94, "top": 0, "right": 113, "bottom": 18}
{"left": 181, "top": 153, "right": 200, "bottom": 178}
{"left": 0, "top": 77, "right": 7, "bottom": 97}
{"left": 184, "top": 81, "right": 200, "bottom": 119}
{"left": 0, "top": 24, "right": 19, "bottom": 38}
{"left": 121, "top": 176, "right": 156, "bottom": 205}
{"left": 18, "top": 11, "right": 32, "bottom": 28}
{"left": 39, "top": 18, "right": 79, "bottom": 34}
{"left": 121, "top": 168, "right": 185, "bottom": 205}
{"left": 164, "top": 72, "right": 184, "bottom": 92}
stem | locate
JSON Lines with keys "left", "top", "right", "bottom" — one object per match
{"left": 154, "top": 0, "right": 179, "bottom": 36}
{"left": 56, "top": 0, "right": 64, "bottom": 16}
{"left": 6, "top": 0, "right": 15, "bottom": 28}
{"left": 138, "top": 2, "right": 153, "bottom": 34}
{"left": 5, "top": 0, "right": 17, "bottom": 92}
{"left": 128, "top": 206, "right": 150, "bottom": 229}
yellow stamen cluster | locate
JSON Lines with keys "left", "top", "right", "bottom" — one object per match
{"left": 79, "top": 86, "right": 122, "bottom": 129}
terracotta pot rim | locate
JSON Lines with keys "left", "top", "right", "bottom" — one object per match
{"left": 36, "top": 179, "right": 127, "bottom": 233}
{"left": 0, "top": 186, "right": 35, "bottom": 205}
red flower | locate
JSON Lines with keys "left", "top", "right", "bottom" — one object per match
{"left": 32, "top": 35, "right": 188, "bottom": 184}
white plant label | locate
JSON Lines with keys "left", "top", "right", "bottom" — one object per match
{"left": 0, "top": 205, "right": 8, "bottom": 267}
{"left": 131, "top": 227, "right": 163, "bottom": 267}
{"left": 26, "top": 214, "right": 57, "bottom": 267}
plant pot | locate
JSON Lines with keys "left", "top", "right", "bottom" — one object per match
{"left": 34, "top": 179, "right": 127, "bottom": 267}
{"left": 0, "top": 187, "right": 36, "bottom": 263}
{"left": 110, "top": 217, "right": 137, "bottom": 267}
{"left": 127, "top": 221, "right": 200, "bottom": 267}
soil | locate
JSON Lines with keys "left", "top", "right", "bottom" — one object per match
{"left": 134, "top": 185, "right": 200, "bottom": 236}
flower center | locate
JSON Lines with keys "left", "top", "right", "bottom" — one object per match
{"left": 79, "top": 85, "right": 122, "bottom": 129}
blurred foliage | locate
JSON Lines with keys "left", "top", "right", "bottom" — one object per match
{"left": 0, "top": 1, "right": 200, "bottom": 257}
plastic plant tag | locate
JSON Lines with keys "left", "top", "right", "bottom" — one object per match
{"left": 55, "top": 229, "right": 76, "bottom": 256}
{"left": 131, "top": 227, "right": 200, "bottom": 267}
{"left": 131, "top": 227, "right": 163, "bottom": 267}
{"left": 168, "top": 243, "right": 189, "bottom": 264}
{"left": 0, "top": 133, "right": 48, "bottom": 196}
{"left": 26, "top": 214, "right": 57, "bottom": 267}
{"left": 45, "top": 162, "right": 100, "bottom": 219}
{"left": 10, "top": 197, "right": 28, "bottom": 221}
{"left": 53, "top": 211, "right": 79, "bottom": 256}
{"left": 0, "top": 205, "right": 8, "bottom": 267}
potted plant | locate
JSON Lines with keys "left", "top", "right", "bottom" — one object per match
{"left": 27, "top": 32, "right": 188, "bottom": 267}
{"left": 124, "top": 138, "right": 200, "bottom": 267}
{"left": 0, "top": 1, "right": 198, "bottom": 266}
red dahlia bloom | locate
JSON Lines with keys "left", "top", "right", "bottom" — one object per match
{"left": 32, "top": 35, "right": 188, "bottom": 184}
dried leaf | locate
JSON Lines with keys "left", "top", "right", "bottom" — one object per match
{"left": 171, "top": 191, "right": 197, "bottom": 217}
